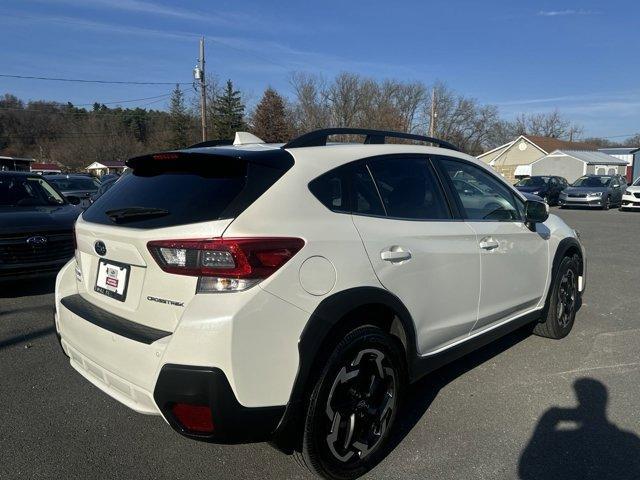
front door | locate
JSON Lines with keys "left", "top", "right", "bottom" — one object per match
{"left": 436, "top": 157, "right": 549, "bottom": 332}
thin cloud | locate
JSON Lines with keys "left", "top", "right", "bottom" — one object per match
{"left": 26, "top": 0, "right": 302, "bottom": 33}
{"left": 5, "top": 12, "right": 422, "bottom": 77}
{"left": 537, "top": 9, "right": 599, "bottom": 17}
{"left": 30, "top": 0, "right": 240, "bottom": 24}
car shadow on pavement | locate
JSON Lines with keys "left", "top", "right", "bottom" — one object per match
{"left": 0, "top": 277, "right": 56, "bottom": 299}
{"left": 387, "top": 324, "right": 534, "bottom": 453}
{"left": 518, "top": 378, "right": 640, "bottom": 479}
{"left": 0, "top": 325, "right": 56, "bottom": 349}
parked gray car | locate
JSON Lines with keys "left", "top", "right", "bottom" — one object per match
{"left": 559, "top": 174, "right": 627, "bottom": 210}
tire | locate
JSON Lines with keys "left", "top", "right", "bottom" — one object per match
{"left": 294, "top": 325, "right": 405, "bottom": 480}
{"left": 534, "top": 255, "right": 580, "bottom": 339}
{"left": 602, "top": 196, "right": 610, "bottom": 210}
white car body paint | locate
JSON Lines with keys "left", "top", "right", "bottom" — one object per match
{"left": 55, "top": 140, "right": 586, "bottom": 417}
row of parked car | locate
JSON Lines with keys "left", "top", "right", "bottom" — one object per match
{"left": 513, "top": 174, "right": 640, "bottom": 211}
{"left": 0, "top": 170, "right": 122, "bottom": 280}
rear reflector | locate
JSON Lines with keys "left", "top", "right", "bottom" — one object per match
{"left": 171, "top": 403, "right": 214, "bottom": 433}
{"left": 147, "top": 237, "right": 305, "bottom": 292}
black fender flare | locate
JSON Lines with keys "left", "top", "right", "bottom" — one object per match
{"left": 543, "top": 237, "right": 584, "bottom": 314}
{"left": 270, "top": 286, "right": 418, "bottom": 451}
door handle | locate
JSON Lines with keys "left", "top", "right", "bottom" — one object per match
{"left": 479, "top": 237, "right": 499, "bottom": 251}
{"left": 381, "top": 249, "right": 412, "bottom": 262}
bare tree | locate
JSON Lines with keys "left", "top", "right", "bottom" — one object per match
{"left": 510, "top": 110, "right": 583, "bottom": 140}
{"left": 623, "top": 133, "right": 640, "bottom": 147}
{"left": 289, "top": 72, "right": 330, "bottom": 133}
{"left": 421, "top": 82, "right": 501, "bottom": 155}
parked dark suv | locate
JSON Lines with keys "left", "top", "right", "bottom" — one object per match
{"left": 514, "top": 176, "right": 568, "bottom": 206}
{"left": 0, "top": 172, "right": 81, "bottom": 280}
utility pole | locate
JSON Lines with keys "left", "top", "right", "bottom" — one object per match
{"left": 429, "top": 86, "right": 437, "bottom": 137}
{"left": 194, "top": 36, "right": 207, "bottom": 142}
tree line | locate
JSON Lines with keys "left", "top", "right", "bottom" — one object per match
{"left": 1, "top": 72, "right": 637, "bottom": 171}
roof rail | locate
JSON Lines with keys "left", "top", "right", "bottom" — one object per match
{"left": 281, "top": 128, "right": 460, "bottom": 151}
{"left": 186, "top": 139, "right": 232, "bottom": 149}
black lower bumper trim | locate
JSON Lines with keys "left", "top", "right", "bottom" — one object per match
{"left": 154, "top": 364, "right": 285, "bottom": 444}
{"left": 60, "top": 294, "right": 171, "bottom": 344}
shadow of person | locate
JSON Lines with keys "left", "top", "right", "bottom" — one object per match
{"left": 519, "top": 378, "right": 640, "bottom": 479}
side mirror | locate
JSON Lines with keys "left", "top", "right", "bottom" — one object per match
{"left": 525, "top": 200, "right": 548, "bottom": 225}
{"left": 66, "top": 195, "right": 81, "bottom": 206}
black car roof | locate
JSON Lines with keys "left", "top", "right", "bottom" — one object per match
{"left": 0, "top": 171, "right": 41, "bottom": 179}
{"left": 46, "top": 174, "right": 93, "bottom": 179}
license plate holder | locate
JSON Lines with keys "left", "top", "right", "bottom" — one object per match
{"left": 95, "top": 259, "right": 130, "bottom": 302}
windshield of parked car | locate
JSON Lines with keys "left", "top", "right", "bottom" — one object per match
{"left": 572, "top": 176, "right": 612, "bottom": 188}
{"left": 633, "top": 177, "right": 640, "bottom": 186}
{"left": 0, "top": 176, "right": 66, "bottom": 206}
{"left": 515, "top": 177, "right": 548, "bottom": 187}
{"left": 48, "top": 176, "right": 100, "bottom": 191}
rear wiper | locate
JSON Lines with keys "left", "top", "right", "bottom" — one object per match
{"left": 105, "top": 207, "right": 169, "bottom": 223}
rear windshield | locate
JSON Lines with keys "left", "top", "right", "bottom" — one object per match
{"left": 515, "top": 177, "right": 548, "bottom": 187}
{"left": 49, "top": 177, "right": 100, "bottom": 191}
{"left": 82, "top": 158, "right": 286, "bottom": 229}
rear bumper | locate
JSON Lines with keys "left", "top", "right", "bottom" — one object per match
{"left": 55, "top": 259, "right": 306, "bottom": 443}
{"left": 154, "top": 364, "right": 285, "bottom": 444}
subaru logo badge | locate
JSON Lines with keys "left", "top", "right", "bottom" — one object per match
{"left": 94, "top": 240, "right": 107, "bottom": 256}
{"left": 26, "top": 235, "right": 47, "bottom": 245}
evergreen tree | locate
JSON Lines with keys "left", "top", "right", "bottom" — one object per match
{"left": 212, "top": 79, "right": 245, "bottom": 140}
{"left": 169, "top": 84, "right": 189, "bottom": 148}
{"left": 251, "top": 87, "right": 291, "bottom": 142}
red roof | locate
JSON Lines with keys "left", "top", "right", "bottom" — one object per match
{"left": 31, "top": 163, "right": 61, "bottom": 171}
{"left": 523, "top": 135, "right": 597, "bottom": 154}
{"left": 99, "top": 160, "right": 126, "bottom": 168}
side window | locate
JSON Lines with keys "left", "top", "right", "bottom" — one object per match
{"left": 367, "top": 157, "right": 450, "bottom": 220}
{"left": 308, "top": 167, "right": 349, "bottom": 213}
{"left": 439, "top": 158, "right": 523, "bottom": 221}
{"left": 550, "top": 177, "right": 558, "bottom": 187}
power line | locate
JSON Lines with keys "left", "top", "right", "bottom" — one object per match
{"left": 0, "top": 73, "right": 191, "bottom": 86}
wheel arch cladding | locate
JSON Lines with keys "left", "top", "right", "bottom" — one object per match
{"left": 271, "top": 287, "right": 417, "bottom": 451}
{"left": 545, "top": 237, "right": 584, "bottom": 315}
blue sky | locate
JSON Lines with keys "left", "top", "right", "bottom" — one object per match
{"left": 1, "top": 0, "right": 638, "bottom": 139}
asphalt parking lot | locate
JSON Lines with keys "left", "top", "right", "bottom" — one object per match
{"left": 1, "top": 207, "right": 639, "bottom": 479}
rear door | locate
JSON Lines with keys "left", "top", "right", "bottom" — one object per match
{"left": 436, "top": 157, "right": 548, "bottom": 333}
{"left": 75, "top": 154, "right": 287, "bottom": 333}
{"left": 350, "top": 155, "right": 480, "bottom": 355}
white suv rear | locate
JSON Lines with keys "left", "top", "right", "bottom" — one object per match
{"left": 55, "top": 128, "right": 586, "bottom": 479}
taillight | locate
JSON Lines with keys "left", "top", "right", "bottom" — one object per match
{"left": 147, "top": 237, "right": 305, "bottom": 293}
{"left": 171, "top": 403, "right": 214, "bottom": 433}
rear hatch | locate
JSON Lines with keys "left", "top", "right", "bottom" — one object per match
{"left": 74, "top": 148, "right": 293, "bottom": 333}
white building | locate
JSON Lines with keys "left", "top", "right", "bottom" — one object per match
{"left": 530, "top": 150, "right": 628, "bottom": 183}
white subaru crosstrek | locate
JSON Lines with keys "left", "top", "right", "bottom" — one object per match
{"left": 55, "top": 128, "right": 586, "bottom": 479}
